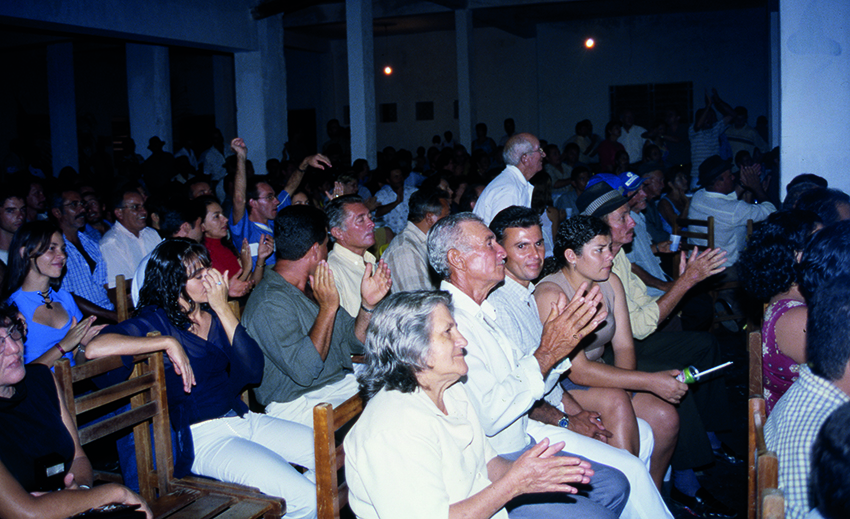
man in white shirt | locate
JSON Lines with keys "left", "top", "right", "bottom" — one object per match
{"left": 427, "top": 212, "right": 629, "bottom": 519}
{"left": 473, "top": 133, "right": 543, "bottom": 225}
{"left": 99, "top": 187, "right": 162, "bottom": 288}
{"left": 688, "top": 155, "right": 776, "bottom": 267}
{"left": 486, "top": 206, "right": 673, "bottom": 519}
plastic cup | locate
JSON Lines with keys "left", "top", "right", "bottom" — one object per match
{"left": 670, "top": 234, "right": 682, "bottom": 252}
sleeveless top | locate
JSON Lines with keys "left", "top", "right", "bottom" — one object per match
{"left": 659, "top": 193, "right": 685, "bottom": 235}
{"left": 537, "top": 270, "right": 616, "bottom": 362}
{"left": 7, "top": 287, "right": 83, "bottom": 365}
{"left": 762, "top": 299, "right": 806, "bottom": 415}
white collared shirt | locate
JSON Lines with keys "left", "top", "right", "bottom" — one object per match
{"left": 473, "top": 165, "right": 535, "bottom": 225}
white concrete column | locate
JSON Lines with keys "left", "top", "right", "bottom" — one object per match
{"left": 779, "top": 0, "right": 850, "bottom": 194}
{"left": 47, "top": 42, "right": 78, "bottom": 176}
{"left": 346, "top": 0, "right": 376, "bottom": 166}
{"left": 211, "top": 54, "right": 236, "bottom": 142}
{"left": 235, "top": 16, "right": 286, "bottom": 168}
{"left": 126, "top": 44, "right": 172, "bottom": 158}
{"left": 455, "top": 9, "right": 474, "bottom": 150}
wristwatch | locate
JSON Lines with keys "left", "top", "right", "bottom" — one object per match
{"left": 558, "top": 415, "right": 570, "bottom": 429}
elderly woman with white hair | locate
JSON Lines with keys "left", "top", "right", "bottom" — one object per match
{"left": 345, "top": 290, "right": 594, "bottom": 519}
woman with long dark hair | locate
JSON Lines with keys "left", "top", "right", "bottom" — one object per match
{"left": 2, "top": 221, "right": 103, "bottom": 366}
{"left": 85, "top": 238, "right": 317, "bottom": 519}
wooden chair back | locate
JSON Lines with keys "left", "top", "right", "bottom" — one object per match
{"left": 56, "top": 333, "right": 284, "bottom": 518}
{"left": 55, "top": 350, "right": 173, "bottom": 502}
{"left": 748, "top": 329, "right": 763, "bottom": 397}
{"left": 674, "top": 216, "right": 715, "bottom": 250}
{"left": 313, "top": 394, "right": 364, "bottom": 519}
{"left": 115, "top": 274, "right": 131, "bottom": 322}
{"left": 747, "top": 396, "right": 783, "bottom": 519}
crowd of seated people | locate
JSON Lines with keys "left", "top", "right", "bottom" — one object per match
{"left": 1, "top": 106, "right": 849, "bottom": 519}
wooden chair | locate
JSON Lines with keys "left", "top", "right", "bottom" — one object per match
{"left": 115, "top": 274, "right": 131, "bottom": 322}
{"left": 748, "top": 329, "right": 763, "bottom": 397}
{"left": 313, "top": 394, "right": 364, "bottom": 519}
{"left": 55, "top": 346, "right": 285, "bottom": 519}
{"left": 747, "top": 396, "right": 784, "bottom": 519}
{"left": 674, "top": 216, "right": 715, "bottom": 250}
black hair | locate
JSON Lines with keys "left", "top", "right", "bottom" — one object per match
{"left": 554, "top": 216, "right": 610, "bottom": 268}
{"left": 110, "top": 185, "right": 143, "bottom": 212}
{"left": 2, "top": 221, "right": 64, "bottom": 299}
{"left": 490, "top": 206, "right": 541, "bottom": 243}
{"left": 408, "top": 188, "right": 449, "bottom": 224}
{"left": 807, "top": 274, "right": 850, "bottom": 381}
{"left": 738, "top": 210, "right": 822, "bottom": 300}
{"left": 273, "top": 205, "right": 328, "bottom": 261}
{"left": 799, "top": 220, "right": 850, "bottom": 304}
{"left": 137, "top": 238, "right": 210, "bottom": 330}
{"left": 245, "top": 177, "right": 272, "bottom": 210}
{"left": 160, "top": 198, "right": 207, "bottom": 238}
{"left": 809, "top": 401, "right": 850, "bottom": 518}
{"left": 797, "top": 188, "right": 850, "bottom": 227}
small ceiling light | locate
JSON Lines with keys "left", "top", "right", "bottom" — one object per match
{"left": 384, "top": 66, "right": 393, "bottom": 75}
{"left": 585, "top": 38, "right": 595, "bottom": 49}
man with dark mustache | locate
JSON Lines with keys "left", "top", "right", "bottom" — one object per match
{"left": 50, "top": 189, "right": 117, "bottom": 322}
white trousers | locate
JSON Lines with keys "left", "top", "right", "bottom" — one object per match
{"left": 190, "top": 411, "right": 318, "bottom": 519}
{"left": 527, "top": 420, "right": 673, "bottom": 519}
{"left": 265, "top": 373, "right": 360, "bottom": 428}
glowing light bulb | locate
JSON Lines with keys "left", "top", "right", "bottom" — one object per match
{"left": 585, "top": 38, "right": 595, "bottom": 49}
{"left": 384, "top": 66, "right": 393, "bottom": 75}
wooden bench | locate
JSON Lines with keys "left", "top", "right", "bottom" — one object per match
{"left": 313, "top": 394, "right": 364, "bottom": 519}
{"left": 747, "top": 395, "right": 784, "bottom": 519}
{"left": 55, "top": 349, "right": 284, "bottom": 519}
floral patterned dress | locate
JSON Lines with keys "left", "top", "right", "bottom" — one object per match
{"left": 762, "top": 299, "right": 805, "bottom": 415}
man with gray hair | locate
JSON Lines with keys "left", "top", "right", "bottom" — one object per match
{"left": 382, "top": 187, "right": 450, "bottom": 292}
{"left": 326, "top": 195, "right": 388, "bottom": 317}
{"left": 473, "top": 132, "right": 545, "bottom": 225}
{"left": 427, "top": 212, "right": 630, "bottom": 519}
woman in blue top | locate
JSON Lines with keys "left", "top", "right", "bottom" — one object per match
{"left": 2, "top": 222, "right": 103, "bottom": 366}
{"left": 85, "top": 239, "right": 318, "bottom": 519}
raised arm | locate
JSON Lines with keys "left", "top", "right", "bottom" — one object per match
{"left": 230, "top": 138, "right": 248, "bottom": 225}
{"left": 654, "top": 246, "right": 726, "bottom": 323}
{"left": 354, "top": 260, "right": 392, "bottom": 342}
{"left": 285, "top": 154, "right": 332, "bottom": 196}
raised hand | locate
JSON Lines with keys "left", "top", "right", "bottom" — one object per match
{"left": 537, "top": 283, "right": 607, "bottom": 370}
{"left": 360, "top": 260, "right": 392, "bottom": 309}
{"left": 301, "top": 153, "right": 332, "bottom": 171}
{"left": 679, "top": 246, "right": 727, "bottom": 282}
{"left": 230, "top": 137, "right": 247, "bottom": 160}
{"left": 310, "top": 260, "right": 340, "bottom": 311}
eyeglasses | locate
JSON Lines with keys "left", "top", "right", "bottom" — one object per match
{"left": 253, "top": 195, "right": 277, "bottom": 202}
{"left": 0, "top": 326, "right": 23, "bottom": 355}
{"left": 122, "top": 204, "right": 145, "bottom": 212}
{"left": 524, "top": 147, "right": 545, "bottom": 157}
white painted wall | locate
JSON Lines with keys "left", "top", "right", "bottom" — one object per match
{"left": 779, "top": 0, "right": 850, "bottom": 195}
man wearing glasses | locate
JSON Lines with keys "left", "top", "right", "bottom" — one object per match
{"left": 473, "top": 133, "right": 546, "bottom": 226}
{"left": 229, "top": 137, "right": 330, "bottom": 269}
{"left": 99, "top": 187, "right": 162, "bottom": 289}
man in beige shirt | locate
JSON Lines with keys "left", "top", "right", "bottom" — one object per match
{"left": 326, "top": 195, "right": 390, "bottom": 317}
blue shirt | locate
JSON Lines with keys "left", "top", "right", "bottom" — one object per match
{"left": 104, "top": 306, "right": 264, "bottom": 477}
{"left": 228, "top": 190, "right": 290, "bottom": 268}
{"left": 8, "top": 288, "right": 83, "bottom": 365}
{"left": 61, "top": 232, "right": 114, "bottom": 311}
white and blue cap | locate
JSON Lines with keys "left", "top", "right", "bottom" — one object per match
{"left": 586, "top": 172, "right": 643, "bottom": 196}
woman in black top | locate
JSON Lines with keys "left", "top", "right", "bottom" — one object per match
{"left": 0, "top": 301, "right": 151, "bottom": 519}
